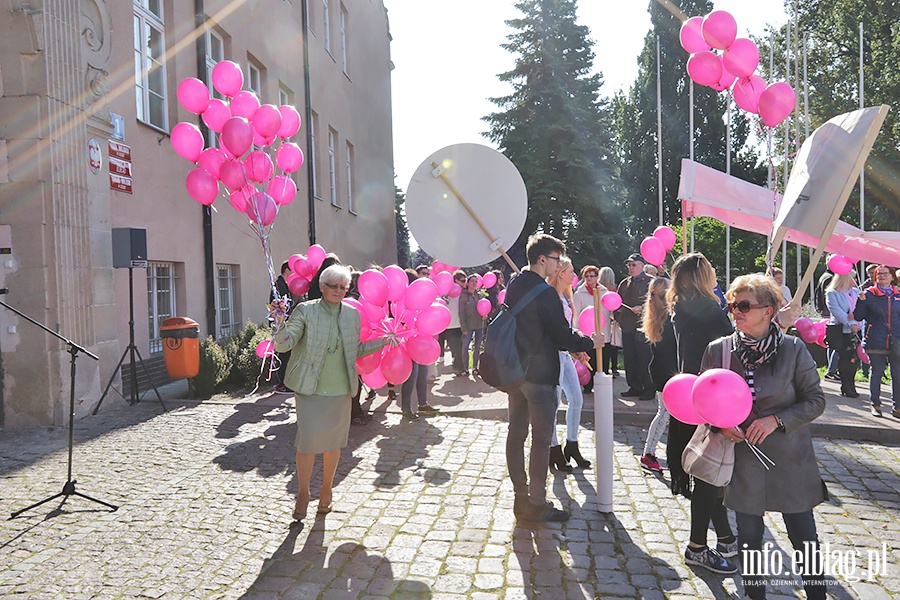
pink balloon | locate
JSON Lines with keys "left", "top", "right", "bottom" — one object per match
{"left": 383, "top": 265, "right": 409, "bottom": 302}
{"left": 405, "top": 277, "right": 438, "bottom": 310}
{"left": 244, "top": 150, "right": 274, "bottom": 183}
{"left": 202, "top": 99, "right": 231, "bottom": 133}
{"left": 359, "top": 270, "right": 390, "bottom": 307}
{"left": 252, "top": 104, "right": 283, "bottom": 139}
{"left": 294, "top": 258, "right": 315, "bottom": 279}
{"left": 448, "top": 283, "right": 462, "bottom": 299}
{"left": 177, "top": 77, "right": 210, "bottom": 114}
{"left": 574, "top": 359, "right": 591, "bottom": 386}
{"left": 710, "top": 56, "right": 737, "bottom": 92}
{"left": 477, "top": 298, "right": 492, "bottom": 317}
{"left": 432, "top": 261, "right": 447, "bottom": 274}
{"left": 692, "top": 368, "right": 752, "bottom": 429}
{"left": 278, "top": 105, "right": 302, "bottom": 139}
{"left": 406, "top": 334, "right": 441, "bottom": 364}
{"left": 211, "top": 60, "right": 243, "bottom": 97}
{"left": 662, "top": 373, "right": 705, "bottom": 425}
{"left": 827, "top": 254, "right": 854, "bottom": 276}
{"left": 356, "top": 348, "right": 384, "bottom": 376}
{"left": 288, "top": 276, "right": 309, "bottom": 296}
{"left": 687, "top": 50, "right": 723, "bottom": 87}
{"left": 416, "top": 304, "right": 451, "bottom": 335}
{"left": 794, "top": 317, "right": 817, "bottom": 343}
{"left": 474, "top": 274, "right": 484, "bottom": 289}
{"left": 306, "top": 244, "right": 327, "bottom": 270}
{"left": 858, "top": 344, "right": 870, "bottom": 365}
{"left": 434, "top": 271, "right": 453, "bottom": 296}
{"left": 221, "top": 117, "right": 253, "bottom": 157}
{"left": 268, "top": 175, "right": 297, "bottom": 205}
{"left": 230, "top": 91, "right": 261, "bottom": 120}
{"left": 758, "top": 82, "right": 796, "bottom": 128}
{"left": 600, "top": 292, "right": 623, "bottom": 312}
{"left": 381, "top": 345, "right": 413, "bottom": 385}
{"left": 572, "top": 275, "right": 579, "bottom": 289}
{"left": 732, "top": 75, "right": 767, "bottom": 114}
{"left": 578, "top": 307, "right": 596, "bottom": 336}
{"left": 228, "top": 187, "right": 250, "bottom": 212}
{"left": 218, "top": 134, "right": 235, "bottom": 159}
{"left": 640, "top": 236, "right": 666, "bottom": 266}
{"left": 276, "top": 143, "right": 304, "bottom": 173}
{"left": 361, "top": 365, "right": 387, "bottom": 390}
{"left": 198, "top": 148, "right": 227, "bottom": 180}
{"left": 288, "top": 254, "right": 304, "bottom": 273}
{"left": 219, "top": 158, "right": 249, "bottom": 190}
{"left": 170, "top": 122, "right": 204, "bottom": 162}
{"left": 497, "top": 289, "right": 506, "bottom": 305}
{"left": 255, "top": 339, "right": 274, "bottom": 359}
{"left": 342, "top": 297, "right": 364, "bottom": 313}
{"left": 482, "top": 272, "right": 497, "bottom": 289}
{"left": 653, "top": 225, "right": 677, "bottom": 251}
{"left": 701, "top": 10, "right": 737, "bottom": 50}
{"left": 679, "top": 16, "right": 710, "bottom": 54}
{"left": 723, "top": 38, "right": 760, "bottom": 79}
{"left": 360, "top": 300, "right": 386, "bottom": 324}
{"left": 245, "top": 192, "right": 278, "bottom": 226}
{"left": 185, "top": 168, "right": 219, "bottom": 205}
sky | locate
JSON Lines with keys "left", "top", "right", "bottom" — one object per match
{"left": 384, "top": 0, "right": 790, "bottom": 199}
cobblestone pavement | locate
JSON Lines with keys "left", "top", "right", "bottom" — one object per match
{"left": 1, "top": 391, "right": 898, "bottom": 599}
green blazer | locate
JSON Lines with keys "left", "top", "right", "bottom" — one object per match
{"left": 274, "top": 299, "right": 385, "bottom": 396}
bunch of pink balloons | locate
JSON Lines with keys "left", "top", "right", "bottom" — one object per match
{"left": 282, "top": 244, "right": 329, "bottom": 297}
{"left": 826, "top": 254, "right": 856, "bottom": 276}
{"left": 172, "top": 62, "right": 303, "bottom": 224}
{"left": 794, "top": 317, "right": 828, "bottom": 347}
{"left": 680, "top": 11, "right": 796, "bottom": 127}
{"left": 639, "top": 225, "right": 677, "bottom": 266}
{"left": 662, "top": 368, "right": 752, "bottom": 429}
{"left": 346, "top": 266, "right": 452, "bottom": 387}
{"left": 429, "top": 261, "right": 463, "bottom": 298}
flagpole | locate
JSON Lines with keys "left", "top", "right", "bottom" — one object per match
{"left": 726, "top": 95, "right": 731, "bottom": 288}
{"left": 689, "top": 81, "right": 695, "bottom": 252}
{"left": 782, "top": 19, "right": 790, "bottom": 278}
{"left": 657, "top": 35, "right": 664, "bottom": 227}
{"left": 803, "top": 32, "right": 813, "bottom": 303}
{"left": 859, "top": 21, "right": 865, "bottom": 233}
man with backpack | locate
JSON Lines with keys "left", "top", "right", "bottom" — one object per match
{"left": 501, "top": 234, "right": 597, "bottom": 522}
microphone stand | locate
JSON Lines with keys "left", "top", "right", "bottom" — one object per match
{"left": 2, "top": 299, "right": 118, "bottom": 518}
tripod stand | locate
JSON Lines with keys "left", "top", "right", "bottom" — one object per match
{"left": 93, "top": 267, "right": 166, "bottom": 414}
{"left": 1, "top": 299, "right": 119, "bottom": 518}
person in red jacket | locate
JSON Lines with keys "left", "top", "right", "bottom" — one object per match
{"left": 852, "top": 264, "right": 900, "bottom": 418}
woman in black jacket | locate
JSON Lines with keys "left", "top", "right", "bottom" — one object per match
{"left": 642, "top": 277, "right": 675, "bottom": 473}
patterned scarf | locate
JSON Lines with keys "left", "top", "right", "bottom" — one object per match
{"left": 734, "top": 322, "right": 784, "bottom": 371}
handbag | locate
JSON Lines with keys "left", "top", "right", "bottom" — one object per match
{"left": 609, "top": 320, "right": 623, "bottom": 348}
{"left": 681, "top": 337, "right": 735, "bottom": 487}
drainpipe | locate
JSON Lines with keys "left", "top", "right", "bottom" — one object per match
{"left": 195, "top": 0, "right": 217, "bottom": 338}
{"left": 301, "top": 0, "right": 316, "bottom": 244}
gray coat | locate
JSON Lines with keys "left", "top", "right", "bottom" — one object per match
{"left": 701, "top": 335, "right": 826, "bottom": 516}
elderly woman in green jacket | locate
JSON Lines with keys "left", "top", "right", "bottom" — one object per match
{"left": 274, "top": 264, "right": 385, "bottom": 521}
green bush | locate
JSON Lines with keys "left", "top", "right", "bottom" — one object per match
{"left": 232, "top": 327, "right": 275, "bottom": 389}
{"left": 223, "top": 321, "right": 262, "bottom": 385}
{"left": 195, "top": 335, "right": 230, "bottom": 398}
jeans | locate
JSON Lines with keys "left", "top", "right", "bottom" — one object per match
{"left": 826, "top": 348, "right": 839, "bottom": 374}
{"left": 400, "top": 361, "right": 428, "bottom": 413}
{"left": 868, "top": 352, "right": 900, "bottom": 408}
{"left": 643, "top": 395, "right": 669, "bottom": 456}
{"left": 622, "top": 330, "right": 653, "bottom": 392}
{"left": 690, "top": 479, "right": 734, "bottom": 547}
{"left": 736, "top": 510, "right": 826, "bottom": 600}
{"left": 506, "top": 381, "right": 557, "bottom": 506}
{"left": 552, "top": 353, "right": 584, "bottom": 446}
{"left": 461, "top": 327, "right": 484, "bottom": 370}
{"left": 439, "top": 328, "right": 463, "bottom": 372}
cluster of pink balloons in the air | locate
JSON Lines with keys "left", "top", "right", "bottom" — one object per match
{"left": 347, "top": 266, "right": 453, "bottom": 388}
{"left": 663, "top": 369, "right": 753, "bottom": 429}
{"left": 681, "top": 11, "right": 796, "bottom": 127}
{"left": 171, "top": 61, "right": 303, "bottom": 226}
{"left": 640, "top": 226, "right": 677, "bottom": 266}
{"left": 431, "top": 261, "right": 497, "bottom": 317}
{"left": 284, "top": 244, "right": 329, "bottom": 297}
{"left": 793, "top": 315, "right": 869, "bottom": 364}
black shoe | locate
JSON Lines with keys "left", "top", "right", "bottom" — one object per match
{"left": 365, "top": 389, "right": 376, "bottom": 401}
{"left": 582, "top": 386, "right": 593, "bottom": 394}
{"left": 401, "top": 411, "right": 419, "bottom": 421}
{"left": 418, "top": 404, "right": 439, "bottom": 414}
{"left": 564, "top": 441, "right": 592, "bottom": 469}
{"left": 621, "top": 389, "right": 642, "bottom": 398}
{"left": 638, "top": 391, "right": 656, "bottom": 401}
{"left": 549, "top": 445, "right": 573, "bottom": 473}
{"left": 388, "top": 388, "right": 397, "bottom": 400}
{"left": 612, "top": 371, "right": 620, "bottom": 378}
{"left": 840, "top": 390, "right": 859, "bottom": 398}
{"left": 824, "top": 372, "right": 840, "bottom": 381}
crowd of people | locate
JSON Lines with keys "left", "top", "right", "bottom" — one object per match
{"left": 267, "top": 236, "right": 895, "bottom": 600}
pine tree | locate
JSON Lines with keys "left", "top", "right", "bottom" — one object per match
{"left": 483, "top": 0, "right": 623, "bottom": 267}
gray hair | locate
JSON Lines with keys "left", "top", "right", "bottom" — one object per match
{"left": 598, "top": 266, "right": 616, "bottom": 290}
{"left": 319, "top": 264, "right": 352, "bottom": 287}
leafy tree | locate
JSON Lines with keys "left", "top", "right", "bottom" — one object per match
{"left": 483, "top": 0, "right": 624, "bottom": 268}
{"left": 395, "top": 185, "right": 411, "bottom": 267}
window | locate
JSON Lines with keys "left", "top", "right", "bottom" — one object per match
{"left": 147, "top": 262, "right": 176, "bottom": 353}
{"left": 278, "top": 86, "right": 291, "bottom": 107}
{"left": 205, "top": 29, "right": 224, "bottom": 99}
{"left": 345, "top": 141, "right": 354, "bottom": 213}
{"left": 310, "top": 111, "right": 319, "bottom": 198}
{"left": 328, "top": 129, "right": 338, "bottom": 207}
{"left": 323, "top": 0, "right": 330, "bottom": 54}
{"left": 340, "top": 5, "right": 348, "bottom": 74}
{"left": 216, "top": 265, "right": 240, "bottom": 338}
{"left": 247, "top": 63, "right": 261, "bottom": 96}
{"left": 133, "top": 0, "right": 167, "bottom": 130}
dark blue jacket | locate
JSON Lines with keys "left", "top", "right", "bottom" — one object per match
{"left": 852, "top": 285, "right": 900, "bottom": 353}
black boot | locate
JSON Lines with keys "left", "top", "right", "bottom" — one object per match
{"left": 564, "top": 441, "right": 592, "bottom": 469}
{"left": 549, "top": 445, "right": 572, "bottom": 473}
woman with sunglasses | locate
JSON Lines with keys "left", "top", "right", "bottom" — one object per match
{"left": 825, "top": 273, "right": 860, "bottom": 398}
{"left": 274, "top": 264, "right": 386, "bottom": 521}
{"left": 666, "top": 253, "right": 738, "bottom": 574}
{"left": 852, "top": 264, "right": 900, "bottom": 418}
{"left": 710, "top": 274, "right": 827, "bottom": 600}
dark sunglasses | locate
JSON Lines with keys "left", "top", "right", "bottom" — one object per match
{"left": 322, "top": 282, "right": 349, "bottom": 292}
{"left": 728, "top": 301, "right": 766, "bottom": 314}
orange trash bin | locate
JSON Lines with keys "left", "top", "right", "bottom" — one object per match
{"left": 160, "top": 317, "right": 200, "bottom": 379}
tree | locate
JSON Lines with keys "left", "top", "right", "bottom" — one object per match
{"left": 483, "top": 0, "right": 624, "bottom": 268}
{"left": 395, "top": 186, "right": 411, "bottom": 267}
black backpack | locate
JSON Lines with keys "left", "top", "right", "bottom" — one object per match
{"left": 478, "top": 282, "right": 548, "bottom": 391}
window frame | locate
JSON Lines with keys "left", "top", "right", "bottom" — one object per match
{"left": 323, "top": 0, "right": 331, "bottom": 55}
{"left": 340, "top": 5, "right": 348, "bottom": 75}
{"left": 133, "top": 0, "right": 168, "bottom": 131}
{"left": 147, "top": 262, "right": 177, "bottom": 354}
{"left": 328, "top": 129, "right": 338, "bottom": 208}
{"left": 216, "top": 264, "right": 241, "bottom": 339}
{"left": 246, "top": 63, "right": 261, "bottom": 96}
{"left": 311, "top": 111, "right": 320, "bottom": 199}
{"left": 345, "top": 140, "right": 355, "bottom": 214}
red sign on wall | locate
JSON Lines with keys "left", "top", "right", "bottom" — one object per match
{"left": 108, "top": 140, "right": 133, "bottom": 194}
{"left": 110, "top": 174, "right": 133, "bottom": 194}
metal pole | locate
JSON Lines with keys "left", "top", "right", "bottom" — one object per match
{"left": 689, "top": 81, "right": 694, "bottom": 252}
{"left": 726, "top": 96, "right": 731, "bottom": 287}
{"left": 859, "top": 22, "right": 865, "bottom": 233}
{"left": 656, "top": 35, "right": 663, "bottom": 226}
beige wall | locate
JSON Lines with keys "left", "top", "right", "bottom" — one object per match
{"left": 0, "top": 0, "right": 395, "bottom": 428}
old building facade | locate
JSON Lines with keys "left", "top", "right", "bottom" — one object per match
{"left": 0, "top": 0, "right": 396, "bottom": 428}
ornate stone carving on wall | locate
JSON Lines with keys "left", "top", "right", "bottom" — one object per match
{"left": 81, "top": 0, "right": 111, "bottom": 120}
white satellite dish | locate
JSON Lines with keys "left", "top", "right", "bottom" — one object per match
{"left": 405, "top": 143, "right": 527, "bottom": 270}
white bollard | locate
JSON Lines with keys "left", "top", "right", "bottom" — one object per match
{"left": 594, "top": 372, "right": 614, "bottom": 513}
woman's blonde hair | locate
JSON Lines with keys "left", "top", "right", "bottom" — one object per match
{"left": 827, "top": 272, "right": 856, "bottom": 292}
{"left": 666, "top": 253, "right": 719, "bottom": 309}
{"left": 642, "top": 277, "right": 671, "bottom": 344}
{"left": 598, "top": 266, "right": 616, "bottom": 291}
{"left": 548, "top": 256, "right": 575, "bottom": 310}
{"left": 725, "top": 273, "right": 783, "bottom": 313}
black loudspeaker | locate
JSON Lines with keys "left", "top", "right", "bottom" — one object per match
{"left": 112, "top": 228, "right": 148, "bottom": 268}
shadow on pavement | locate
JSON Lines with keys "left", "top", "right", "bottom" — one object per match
{"left": 372, "top": 418, "right": 449, "bottom": 488}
